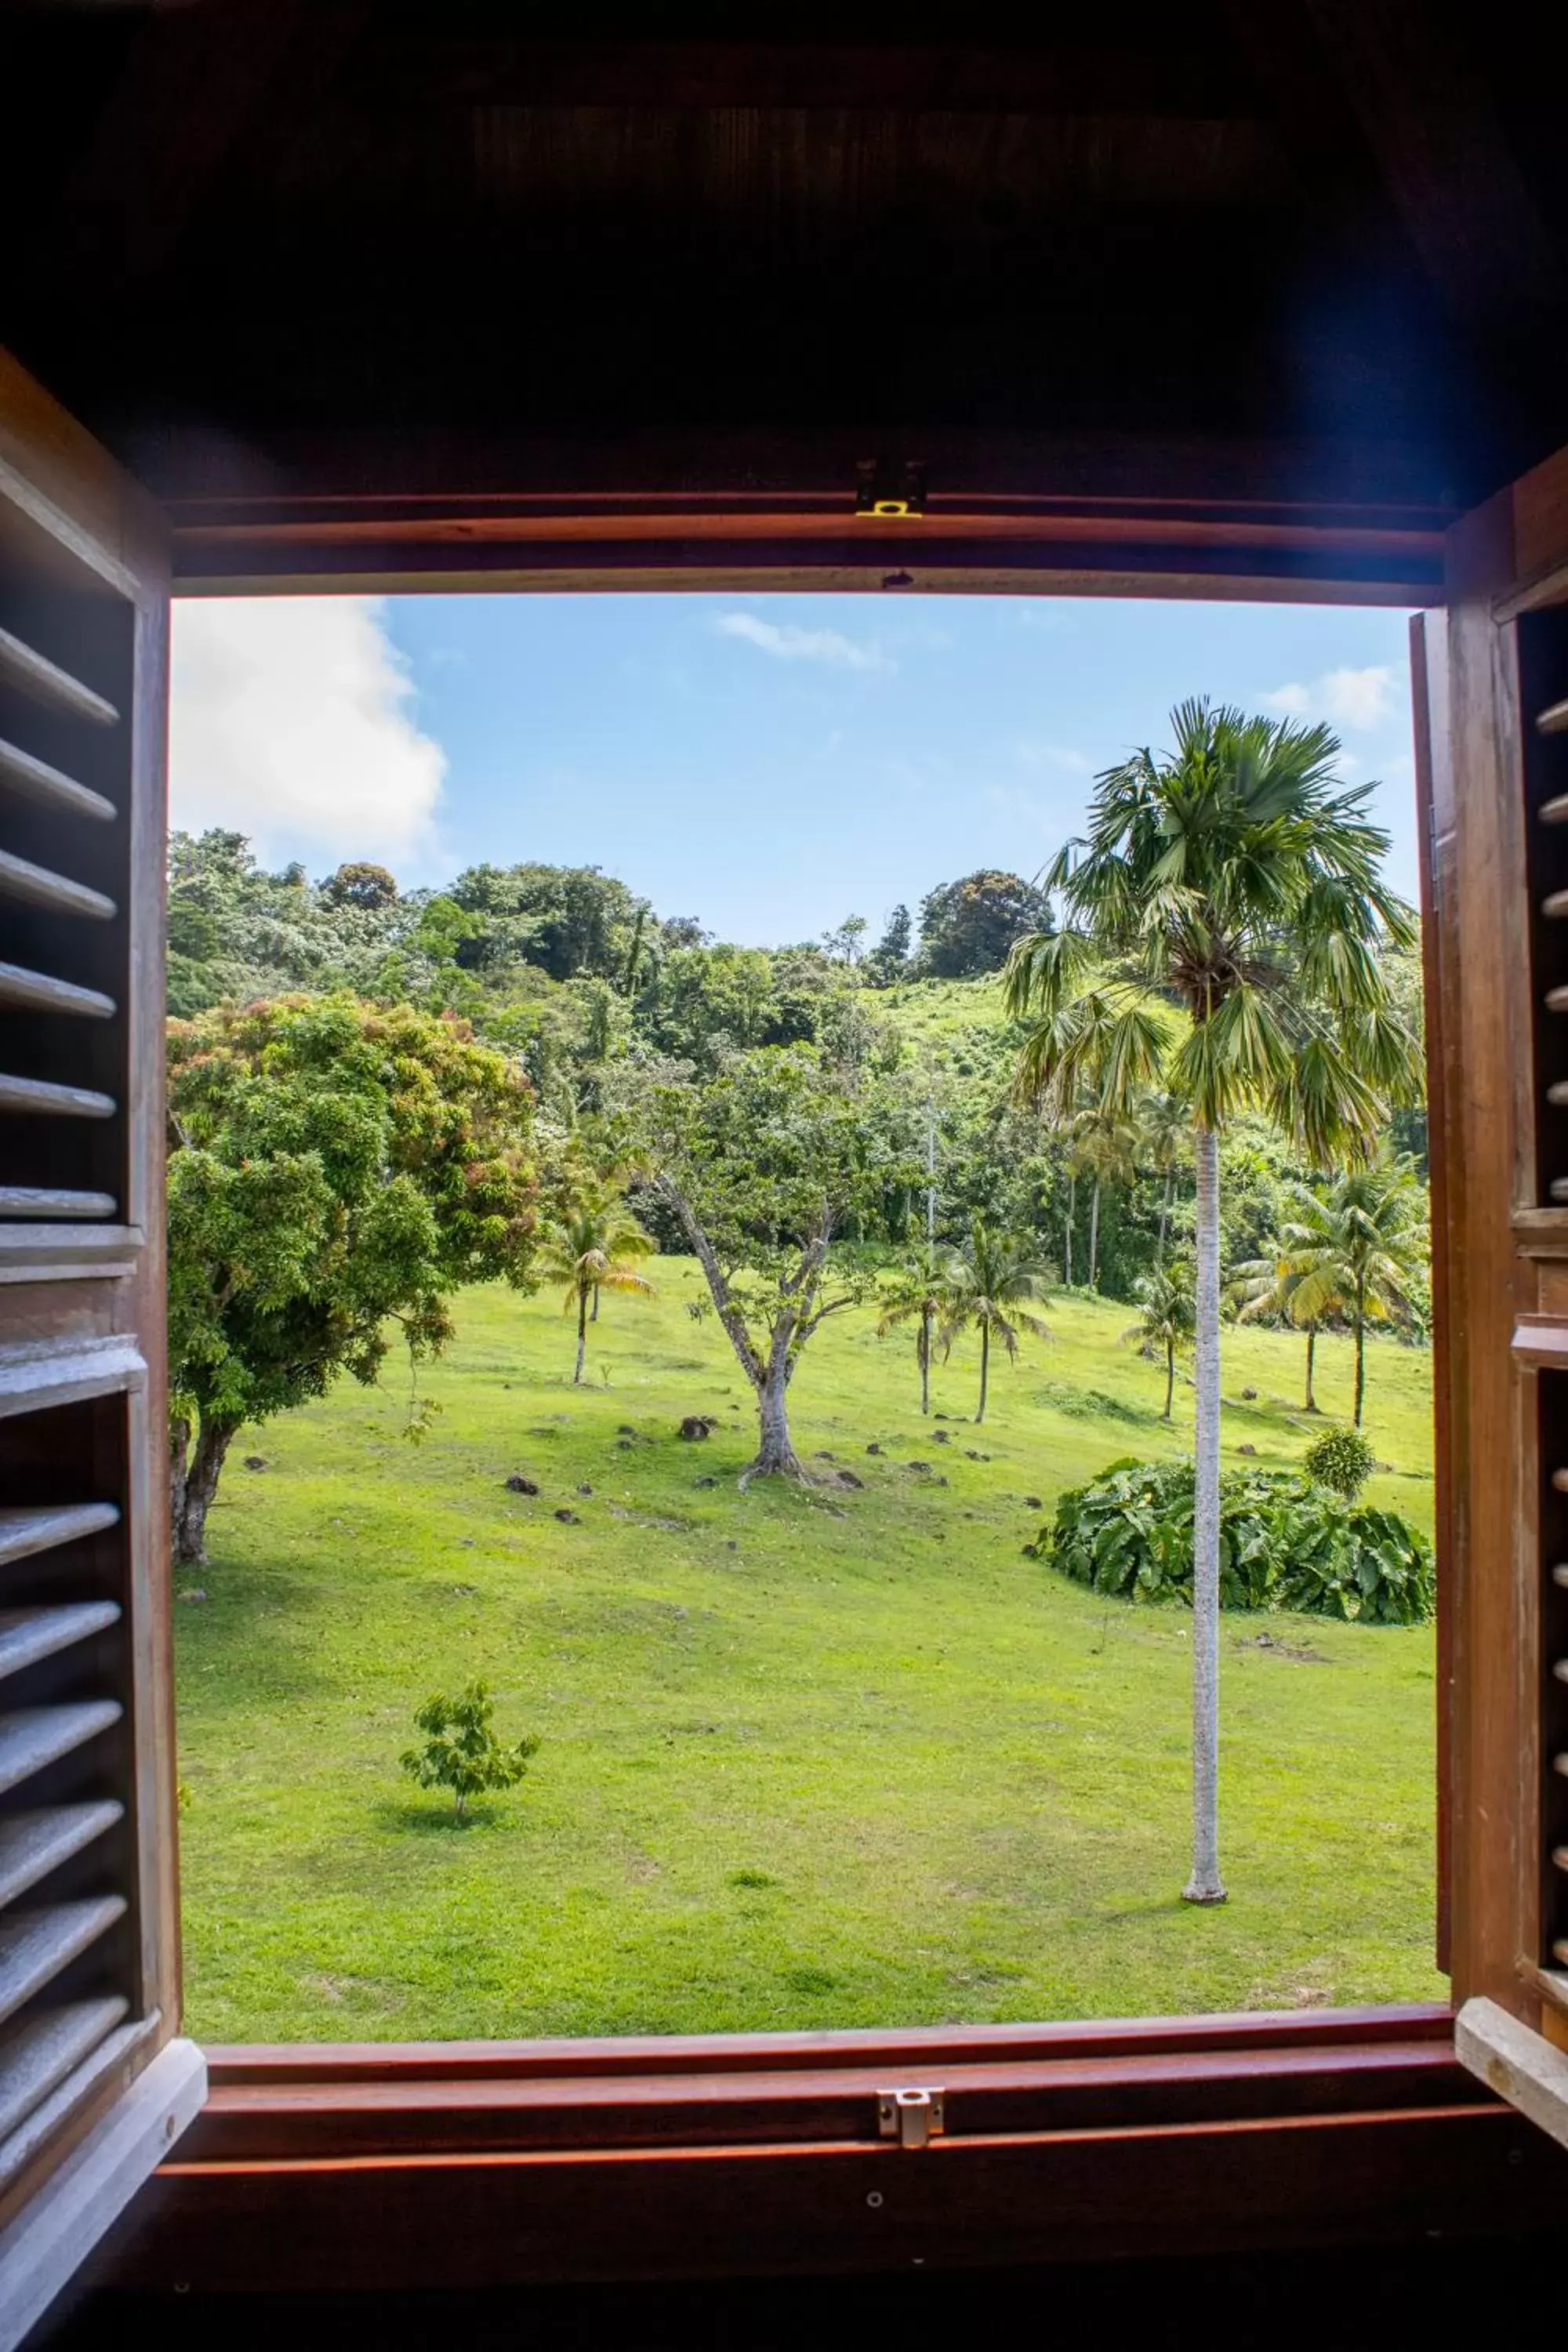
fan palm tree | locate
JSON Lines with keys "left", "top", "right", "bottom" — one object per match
{"left": 1136, "top": 1088, "right": 1190, "bottom": 1264}
{"left": 938, "top": 1220, "right": 1053, "bottom": 1423}
{"left": 1068, "top": 1098, "right": 1139, "bottom": 1290}
{"left": 1123, "top": 1259, "right": 1196, "bottom": 1421}
{"left": 877, "top": 1243, "right": 959, "bottom": 1414}
{"left": 1228, "top": 1248, "right": 1320, "bottom": 1413}
{"left": 1276, "top": 1157, "right": 1426, "bottom": 1427}
{"left": 535, "top": 1187, "right": 656, "bottom": 1383}
{"left": 1004, "top": 698, "right": 1422, "bottom": 1905}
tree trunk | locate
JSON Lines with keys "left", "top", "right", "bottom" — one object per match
{"left": 169, "top": 1415, "right": 191, "bottom": 1551}
{"left": 590, "top": 1285, "right": 600, "bottom": 1323}
{"left": 976, "top": 1321, "right": 989, "bottom": 1424}
{"left": 1163, "top": 1341, "right": 1174, "bottom": 1421}
{"left": 1088, "top": 1179, "right": 1102, "bottom": 1290}
{"left": 1064, "top": 1171, "right": 1076, "bottom": 1286}
{"left": 919, "top": 1307, "right": 931, "bottom": 1414}
{"left": 751, "top": 1365, "right": 807, "bottom": 1479}
{"left": 1184, "top": 1121, "right": 1226, "bottom": 1905}
{"left": 1353, "top": 1281, "right": 1366, "bottom": 1427}
{"left": 1156, "top": 1168, "right": 1174, "bottom": 1265}
{"left": 1304, "top": 1324, "right": 1319, "bottom": 1414}
{"left": 172, "top": 1414, "right": 238, "bottom": 1566}
{"left": 574, "top": 1285, "right": 587, "bottom": 1383}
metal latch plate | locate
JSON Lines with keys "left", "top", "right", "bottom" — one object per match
{"left": 877, "top": 2086, "right": 946, "bottom": 2148}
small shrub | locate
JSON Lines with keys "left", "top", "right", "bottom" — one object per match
{"left": 1303, "top": 1426, "right": 1378, "bottom": 1500}
{"left": 1031, "top": 1457, "right": 1432, "bottom": 1624}
{"left": 400, "top": 1679, "right": 540, "bottom": 1820}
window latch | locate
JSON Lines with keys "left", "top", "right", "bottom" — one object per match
{"left": 877, "top": 2086, "right": 946, "bottom": 2148}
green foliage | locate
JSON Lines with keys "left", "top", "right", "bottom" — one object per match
{"left": 399, "top": 1680, "right": 540, "bottom": 1820}
{"left": 1303, "top": 1426, "right": 1378, "bottom": 1498}
{"left": 168, "top": 993, "right": 543, "bottom": 1441}
{"left": 1036, "top": 1457, "right": 1433, "bottom": 1624}
{"left": 917, "top": 869, "right": 1050, "bottom": 978}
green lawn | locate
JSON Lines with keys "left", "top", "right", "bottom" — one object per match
{"left": 175, "top": 1263, "right": 1442, "bottom": 2042}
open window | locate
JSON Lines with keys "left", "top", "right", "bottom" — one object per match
{"left": 0, "top": 354, "right": 203, "bottom": 2347}
{"left": 7, "top": 320, "right": 1568, "bottom": 2313}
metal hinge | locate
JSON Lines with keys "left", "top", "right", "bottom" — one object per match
{"left": 877, "top": 2086, "right": 946, "bottom": 2148}
{"left": 855, "top": 459, "right": 927, "bottom": 520}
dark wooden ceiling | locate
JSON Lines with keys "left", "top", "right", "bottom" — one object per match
{"left": 2, "top": 0, "right": 1566, "bottom": 521}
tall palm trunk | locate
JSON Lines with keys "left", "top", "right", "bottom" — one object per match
{"left": 590, "top": 1285, "right": 600, "bottom": 1323}
{"left": 1156, "top": 1167, "right": 1174, "bottom": 1265}
{"left": 1304, "top": 1323, "right": 1319, "bottom": 1414}
{"left": 1064, "top": 1171, "right": 1076, "bottom": 1285}
{"left": 976, "top": 1320, "right": 989, "bottom": 1423}
{"left": 919, "top": 1306, "right": 931, "bottom": 1414}
{"left": 1185, "top": 1121, "right": 1226, "bottom": 1905}
{"left": 1352, "top": 1276, "right": 1366, "bottom": 1427}
{"left": 1088, "top": 1179, "right": 1102, "bottom": 1290}
{"left": 574, "top": 1284, "right": 588, "bottom": 1383}
{"left": 1163, "top": 1339, "right": 1175, "bottom": 1421}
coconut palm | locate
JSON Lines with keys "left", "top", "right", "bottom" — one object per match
{"left": 1228, "top": 1247, "right": 1320, "bottom": 1413}
{"left": 938, "top": 1220, "right": 1053, "bottom": 1423}
{"left": 1275, "top": 1156, "right": 1427, "bottom": 1427}
{"left": 535, "top": 1186, "right": 656, "bottom": 1383}
{"left": 1136, "top": 1088, "right": 1190, "bottom": 1263}
{"left": 877, "top": 1243, "right": 960, "bottom": 1414}
{"left": 1004, "top": 698, "right": 1422, "bottom": 1904}
{"left": 1123, "top": 1259, "right": 1196, "bottom": 1421}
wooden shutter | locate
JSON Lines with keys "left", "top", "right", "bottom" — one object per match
{"left": 0, "top": 352, "right": 201, "bottom": 2347}
{"left": 1421, "top": 441, "right": 1568, "bottom": 2132}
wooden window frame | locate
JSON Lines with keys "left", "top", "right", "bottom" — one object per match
{"left": 84, "top": 454, "right": 1568, "bottom": 2291}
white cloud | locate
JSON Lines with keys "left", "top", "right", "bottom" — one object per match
{"left": 1262, "top": 665, "right": 1400, "bottom": 731}
{"left": 169, "top": 597, "right": 445, "bottom": 873}
{"left": 714, "top": 612, "right": 893, "bottom": 672}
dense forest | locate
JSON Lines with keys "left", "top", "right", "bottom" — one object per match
{"left": 166, "top": 827, "right": 1428, "bottom": 1317}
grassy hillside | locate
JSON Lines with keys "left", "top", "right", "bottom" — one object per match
{"left": 175, "top": 1265, "right": 1439, "bottom": 2042}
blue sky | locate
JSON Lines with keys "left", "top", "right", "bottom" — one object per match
{"left": 170, "top": 593, "right": 1420, "bottom": 947}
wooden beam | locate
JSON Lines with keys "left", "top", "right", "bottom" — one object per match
{"left": 49, "top": 0, "right": 373, "bottom": 292}
{"left": 1300, "top": 0, "right": 1563, "bottom": 325}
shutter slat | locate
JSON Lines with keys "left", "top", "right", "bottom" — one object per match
{"left": 0, "top": 964, "right": 114, "bottom": 1021}
{"left": 0, "top": 1703, "right": 122, "bottom": 1798}
{"left": 1540, "top": 697, "right": 1568, "bottom": 736}
{"left": 0, "top": 849, "right": 114, "bottom": 923}
{"left": 0, "top": 623, "right": 118, "bottom": 728}
{"left": 0, "top": 1899, "right": 126, "bottom": 2029}
{"left": 0, "top": 1605, "right": 120, "bottom": 1685}
{"left": 0, "top": 1805, "right": 124, "bottom": 1911}
{"left": 0, "top": 1073, "right": 115, "bottom": 1120}
{"left": 0, "top": 735, "right": 114, "bottom": 825}
{"left": 0, "top": 1998, "right": 129, "bottom": 2145}
{"left": 0, "top": 1507, "right": 118, "bottom": 1569}
{"left": 0, "top": 1341, "right": 143, "bottom": 1418}
{"left": 0, "top": 1192, "right": 116, "bottom": 1222}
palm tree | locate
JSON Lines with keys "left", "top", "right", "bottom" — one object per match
{"left": 938, "top": 1220, "right": 1053, "bottom": 1423}
{"left": 1228, "top": 1247, "right": 1320, "bottom": 1414}
{"left": 1276, "top": 1156, "right": 1426, "bottom": 1427}
{"left": 1068, "top": 1098, "right": 1138, "bottom": 1290}
{"left": 535, "top": 1187, "right": 656, "bottom": 1382}
{"left": 877, "top": 1243, "right": 959, "bottom": 1414}
{"left": 1004, "top": 698, "right": 1422, "bottom": 1905}
{"left": 1123, "top": 1259, "right": 1195, "bottom": 1421}
{"left": 1136, "top": 1088, "right": 1190, "bottom": 1264}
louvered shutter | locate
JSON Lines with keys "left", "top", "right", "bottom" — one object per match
{"left": 0, "top": 352, "right": 201, "bottom": 2346}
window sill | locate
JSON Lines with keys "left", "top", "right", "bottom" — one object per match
{"left": 87, "top": 2002, "right": 1568, "bottom": 2290}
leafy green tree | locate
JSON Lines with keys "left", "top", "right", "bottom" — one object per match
{"left": 938, "top": 1220, "right": 1053, "bottom": 1423}
{"left": 323, "top": 861, "right": 399, "bottom": 910}
{"left": 1004, "top": 698, "right": 1421, "bottom": 1904}
{"left": 916, "top": 870, "right": 1050, "bottom": 978}
{"left": 1276, "top": 1156, "right": 1427, "bottom": 1426}
{"left": 535, "top": 1183, "right": 656, "bottom": 1381}
{"left": 1123, "top": 1259, "right": 1196, "bottom": 1421}
{"left": 400, "top": 1681, "right": 539, "bottom": 1820}
{"left": 166, "top": 994, "right": 542, "bottom": 1563}
{"left": 637, "top": 1047, "right": 921, "bottom": 1479}
{"left": 448, "top": 861, "right": 650, "bottom": 983}
{"left": 867, "top": 903, "right": 913, "bottom": 984}
{"left": 877, "top": 1243, "right": 960, "bottom": 1414}
{"left": 1303, "top": 1425, "right": 1378, "bottom": 1499}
